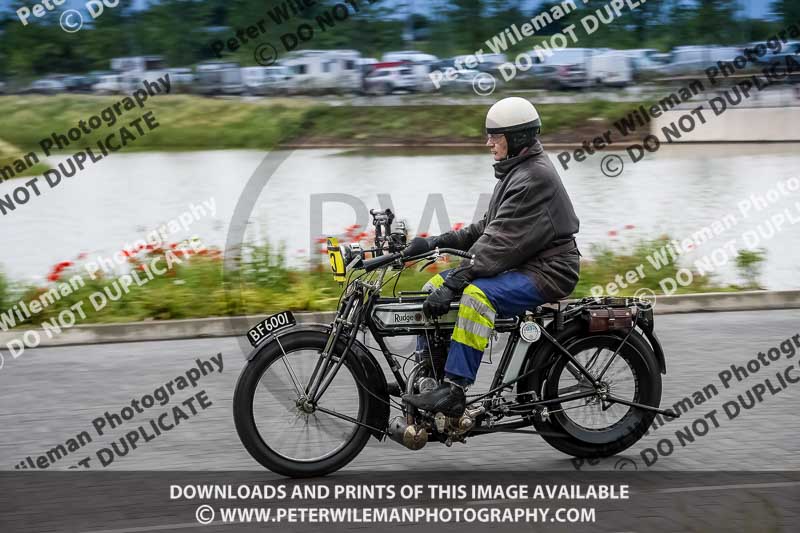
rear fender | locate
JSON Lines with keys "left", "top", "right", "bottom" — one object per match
{"left": 640, "top": 329, "right": 666, "bottom": 374}
{"left": 517, "top": 320, "right": 663, "bottom": 397}
{"left": 245, "top": 323, "right": 390, "bottom": 440}
{"left": 635, "top": 312, "right": 667, "bottom": 374}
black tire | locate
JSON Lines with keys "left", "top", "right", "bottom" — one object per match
{"left": 530, "top": 327, "right": 662, "bottom": 458}
{"left": 234, "top": 330, "right": 374, "bottom": 477}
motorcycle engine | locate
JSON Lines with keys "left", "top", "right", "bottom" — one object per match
{"left": 433, "top": 406, "right": 484, "bottom": 438}
{"left": 415, "top": 376, "right": 438, "bottom": 394}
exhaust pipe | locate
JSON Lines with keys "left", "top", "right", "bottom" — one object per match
{"left": 387, "top": 416, "right": 428, "bottom": 450}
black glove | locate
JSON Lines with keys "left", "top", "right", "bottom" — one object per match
{"left": 423, "top": 267, "right": 471, "bottom": 318}
{"left": 423, "top": 285, "right": 456, "bottom": 318}
{"left": 403, "top": 235, "right": 439, "bottom": 258}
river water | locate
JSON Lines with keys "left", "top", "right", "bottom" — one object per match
{"left": 2, "top": 144, "right": 799, "bottom": 290}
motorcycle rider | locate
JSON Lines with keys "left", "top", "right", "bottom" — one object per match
{"left": 402, "top": 97, "right": 581, "bottom": 417}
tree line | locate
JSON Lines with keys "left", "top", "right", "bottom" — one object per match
{"left": 0, "top": 0, "right": 797, "bottom": 78}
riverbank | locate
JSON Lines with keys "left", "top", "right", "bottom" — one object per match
{"left": 0, "top": 95, "right": 636, "bottom": 157}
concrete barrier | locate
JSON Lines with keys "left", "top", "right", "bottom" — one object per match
{"left": 1, "top": 290, "right": 799, "bottom": 348}
{"left": 651, "top": 107, "right": 800, "bottom": 142}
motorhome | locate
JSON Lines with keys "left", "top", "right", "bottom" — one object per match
{"left": 382, "top": 50, "right": 438, "bottom": 63}
{"left": 111, "top": 56, "right": 167, "bottom": 73}
{"left": 241, "top": 66, "right": 291, "bottom": 95}
{"left": 195, "top": 62, "right": 244, "bottom": 95}
{"left": 280, "top": 50, "right": 362, "bottom": 94}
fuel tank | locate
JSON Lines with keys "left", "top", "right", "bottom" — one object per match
{"left": 371, "top": 301, "right": 458, "bottom": 334}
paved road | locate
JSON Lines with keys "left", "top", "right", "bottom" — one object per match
{"left": 2, "top": 309, "right": 798, "bottom": 474}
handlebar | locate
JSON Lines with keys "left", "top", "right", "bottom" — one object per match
{"left": 361, "top": 248, "right": 473, "bottom": 272}
{"left": 435, "top": 248, "right": 473, "bottom": 259}
{"left": 361, "top": 252, "right": 401, "bottom": 272}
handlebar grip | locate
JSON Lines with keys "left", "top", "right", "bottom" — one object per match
{"left": 438, "top": 248, "right": 473, "bottom": 259}
{"left": 362, "top": 252, "right": 401, "bottom": 272}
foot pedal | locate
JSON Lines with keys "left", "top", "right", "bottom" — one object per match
{"left": 387, "top": 382, "right": 403, "bottom": 397}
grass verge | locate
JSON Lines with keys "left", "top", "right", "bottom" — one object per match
{"left": 0, "top": 95, "right": 640, "bottom": 157}
{"left": 0, "top": 235, "right": 765, "bottom": 328}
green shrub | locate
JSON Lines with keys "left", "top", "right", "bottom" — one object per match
{"left": 0, "top": 268, "right": 8, "bottom": 312}
{"left": 735, "top": 248, "right": 767, "bottom": 289}
{"left": 573, "top": 236, "right": 722, "bottom": 297}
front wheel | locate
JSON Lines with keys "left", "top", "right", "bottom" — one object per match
{"left": 531, "top": 330, "right": 662, "bottom": 458}
{"left": 233, "top": 331, "right": 373, "bottom": 477}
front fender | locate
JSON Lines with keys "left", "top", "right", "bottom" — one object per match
{"left": 244, "top": 323, "right": 390, "bottom": 440}
{"left": 245, "top": 323, "right": 331, "bottom": 362}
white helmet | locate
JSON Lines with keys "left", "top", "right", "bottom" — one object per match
{"left": 485, "top": 97, "right": 541, "bottom": 158}
{"left": 485, "top": 97, "right": 541, "bottom": 134}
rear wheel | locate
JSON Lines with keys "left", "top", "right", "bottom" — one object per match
{"left": 531, "top": 330, "right": 661, "bottom": 458}
{"left": 234, "top": 331, "right": 373, "bottom": 477}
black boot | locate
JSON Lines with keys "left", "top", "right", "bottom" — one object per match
{"left": 403, "top": 382, "right": 466, "bottom": 417}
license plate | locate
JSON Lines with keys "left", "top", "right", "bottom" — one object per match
{"left": 246, "top": 311, "right": 296, "bottom": 347}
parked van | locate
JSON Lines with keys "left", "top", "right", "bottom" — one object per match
{"left": 588, "top": 49, "right": 633, "bottom": 87}
{"left": 534, "top": 48, "right": 633, "bottom": 88}
{"left": 661, "top": 46, "right": 741, "bottom": 75}
{"left": 622, "top": 49, "right": 670, "bottom": 77}
{"left": 281, "top": 50, "right": 362, "bottom": 94}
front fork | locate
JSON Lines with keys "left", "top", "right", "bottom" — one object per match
{"left": 304, "top": 292, "right": 362, "bottom": 404}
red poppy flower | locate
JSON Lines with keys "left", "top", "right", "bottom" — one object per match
{"left": 608, "top": 230, "right": 618, "bottom": 237}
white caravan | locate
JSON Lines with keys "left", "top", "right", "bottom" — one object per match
{"left": 281, "top": 50, "right": 362, "bottom": 93}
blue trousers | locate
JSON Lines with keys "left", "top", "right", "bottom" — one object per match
{"left": 416, "top": 268, "right": 545, "bottom": 384}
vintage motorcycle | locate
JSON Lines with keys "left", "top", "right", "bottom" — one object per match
{"left": 234, "top": 209, "right": 678, "bottom": 477}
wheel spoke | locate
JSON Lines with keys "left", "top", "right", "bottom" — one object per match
{"left": 557, "top": 383, "right": 582, "bottom": 395}
{"left": 258, "top": 379, "right": 296, "bottom": 413}
{"left": 555, "top": 345, "right": 637, "bottom": 431}
{"left": 251, "top": 347, "right": 363, "bottom": 463}
{"left": 275, "top": 337, "right": 304, "bottom": 396}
